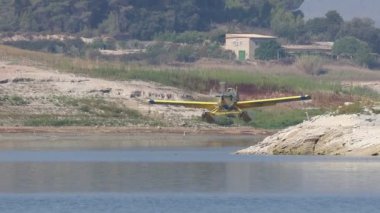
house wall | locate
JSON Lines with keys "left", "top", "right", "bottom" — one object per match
{"left": 225, "top": 37, "right": 251, "bottom": 60}
{"left": 225, "top": 36, "right": 276, "bottom": 60}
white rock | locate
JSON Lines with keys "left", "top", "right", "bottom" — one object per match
{"left": 237, "top": 114, "right": 380, "bottom": 156}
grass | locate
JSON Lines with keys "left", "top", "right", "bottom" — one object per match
{"left": 1, "top": 44, "right": 379, "bottom": 99}
{"left": 10, "top": 96, "right": 164, "bottom": 127}
{"left": 0, "top": 46, "right": 348, "bottom": 92}
{"left": 347, "top": 86, "right": 380, "bottom": 100}
{"left": 244, "top": 108, "right": 325, "bottom": 129}
{"left": 23, "top": 114, "right": 164, "bottom": 127}
{"left": 296, "top": 55, "right": 326, "bottom": 76}
{"left": 1, "top": 45, "right": 379, "bottom": 128}
{"left": 51, "top": 96, "right": 141, "bottom": 118}
{"left": 91, "top": 67, "right": 344, "bottom": 94}
{"left": 335, "top": 102, "right": 364, "bottom": 115}
{"left": 0, "top": 95, "right": 29, "bottom": 106}
{"left": 323, "top": 63, "right": 380, "bottom": 82}
{"left": 24, "top": 116, "right": 98, "bottom": 126}
{"left": 208, "top": 107, "right": 326, "bottom": 129}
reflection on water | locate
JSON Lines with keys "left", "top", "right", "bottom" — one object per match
{"left": 1, "top": 193, "right": 379, "bottom": 213}
{"left": 1, "top": 133, "right": 380, "bottom": 212}
{"left": 0, "top": 150, "right": 379, "bottom": 195}
{"left": 0, "top": 133, "right": 262, "bottom": 150}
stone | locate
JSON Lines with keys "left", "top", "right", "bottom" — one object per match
{"left": 237, "top": 114, "right": 380, "bottom": 156}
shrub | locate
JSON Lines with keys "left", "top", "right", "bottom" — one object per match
{"left": 0, "top": 95, "right": 29, "bottom": 106}
{"left": 145, "top": 42, "right": 176, "bottom": 64}
{"left": 336, "top": 102, "right": 363, "bottom": 114}
{"left": 296, "top": 55, "right": 326, "bottom": 75}
{"left": 176, "top": 46, "right": 200, "bottom": 62}
{"left": 255, "top": 40, "right": 284, "bottom": 60}
{"left": 4, "top": 39, "right": 85, "bottom": 56}
{"left": 155, "top": 31, "right": 205, "bottom": 44}
{"left": 89, "top": 38, "right": 116, "bottom": 50}
{"left": 333, "top": 36, "right": 374, "bottom": 67}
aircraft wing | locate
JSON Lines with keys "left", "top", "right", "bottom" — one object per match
{"left": 236, "top": 95, "right": 311, "bottom": 109}
{"left": 148, "top": 99, "right": 217, "bottom": 110}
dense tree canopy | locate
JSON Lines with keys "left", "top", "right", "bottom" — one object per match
{"left": 0, "top": 0, "right": 304, "bottom": 40}
{"left": 305, "top": 10, "right": 343, "bottom": 41}
{"left": 337, "top": 18, "right": 380, "bottom": 54}
{"left": 2, "top": 0, "right": 380, "bottom": 66}
{"left": 270, "top": 8, "right": 304, "bottom": 42}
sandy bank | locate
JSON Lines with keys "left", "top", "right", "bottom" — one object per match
{"left": 237, "top": 113, "right": 380, "bottom": 156}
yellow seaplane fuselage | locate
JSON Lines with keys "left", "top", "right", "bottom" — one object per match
{"left": 148, "top": 88, "right": 311, "bottom": 123}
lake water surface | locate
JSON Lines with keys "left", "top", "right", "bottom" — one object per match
{"left": 0, "top": 133, "right": 379, "bottom": 213}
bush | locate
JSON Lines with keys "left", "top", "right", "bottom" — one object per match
{"left": 336, "top": 102, "right": 363, "bottom": 115}
{"left": 145, "top": 42, "right": 176, "bottom": 64}
{"left": 296, "top": 55, "right": 326, "bottom": 75}
{"left": 214, "top": 116, "right": 234, "bottom": 126}
{"left": 4, "top": 39, "right": 85, "bottom": 56}
{"left": 176, "top": 46, "right": 200, "bottom": 62}
{"left": 202, "top": 42, "right": 235, "bottom": 59}
{"left": 146, "top": 41, "right": 233, "bottom": 64}
{"left": 89, "top": 38, "right": 116, "bottom": 50}
{"left": 255, "top": 40, "right": 284, "bottom": 60}
{"left": 333, "top": 36, "right": 374, "bottom": 67}
{"left": 155, "top": 31, "right": 205, "bottom": 44}
{"left": 0, "top": 95, "right": 29, "bottom": 106}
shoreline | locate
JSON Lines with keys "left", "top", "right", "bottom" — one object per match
{"left": 0, "top": 126, "right": 274, "bottom": 136}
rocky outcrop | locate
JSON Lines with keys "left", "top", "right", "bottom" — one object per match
{"left": 237, "top": 113, "right": 380, "bottom": 156}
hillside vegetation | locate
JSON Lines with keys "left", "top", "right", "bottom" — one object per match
{"left": 0, "top": 0, "right": 302, "bottom": 40}
{"left": 1, "top": 1, "right": 380, "bottom": 129}
{"left": 2, "top": 0, "right": 380, "bottom": 68}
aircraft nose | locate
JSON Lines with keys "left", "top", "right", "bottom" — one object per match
{"left": 301, "top": 95, "right": 311, "bottom": 100}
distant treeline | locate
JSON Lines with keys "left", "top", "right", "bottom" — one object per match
{"left": 0, "top": 0, "right": 303, "bottom": 39}
{"left": 2, "top": 0, "right": 380, "bottom": 67}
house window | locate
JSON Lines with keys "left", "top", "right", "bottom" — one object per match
{"left": 233, "top": 40, "right": 243, "bottom": 47}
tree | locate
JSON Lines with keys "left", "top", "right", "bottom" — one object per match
{"left": 305, "top": 10, "right": 343, "bottom": 41}
{"left": 13, "top": 0, "right": 31, "bottom": 16}
{"left": 325, "top": 10, "right": 343, "bottom": 40}
{"left": 271, "top": 8, "right": 304, "bottom": 42}
{"left": 0, "top": 1, "right": 14, "bottom": 30}
{"left": 305, "top": 18, "right": 328, "bottom": 37}
{"left": 0, "top": 0, "right": 307, "bottom": 40}
{"left": 269, "top": 0, "right": 304, "bottom": 11}
{"left": 333, "top": 36, "right": 374, "bottom": 67}
{"left": 325, "top": 10, "right": 343, "bottom": 25}
{"left": 255, "top": 40, "right": 284, "bottom": 60}
{"left": 337, "top": 18, "right": 380, "bottom": 54}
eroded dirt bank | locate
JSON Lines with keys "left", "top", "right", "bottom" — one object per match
{"left": 237, "top": 113, "right": 380, "bottom": 156}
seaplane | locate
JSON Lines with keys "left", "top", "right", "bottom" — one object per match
{"left": 148, "top": 87, "right": 311, "bottom": 123}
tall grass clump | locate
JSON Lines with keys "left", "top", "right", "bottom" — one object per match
{"left": 347, "top": 86, "right": 380, "bottom": 100}
{"left": 296, "top": 55, "right": 327, "bottom": 76}
{"left": 244, "top": 108, "right": 325, "bottom": 129}
{"left": 0, "top": 95, "right": 29, "bottom": 106}
{"left": 51, "top": 96, "right": 141, "bottom": 119}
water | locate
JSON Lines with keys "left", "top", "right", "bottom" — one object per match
{"left": 0, "top": 133, "right": 380, "bottom": 212}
